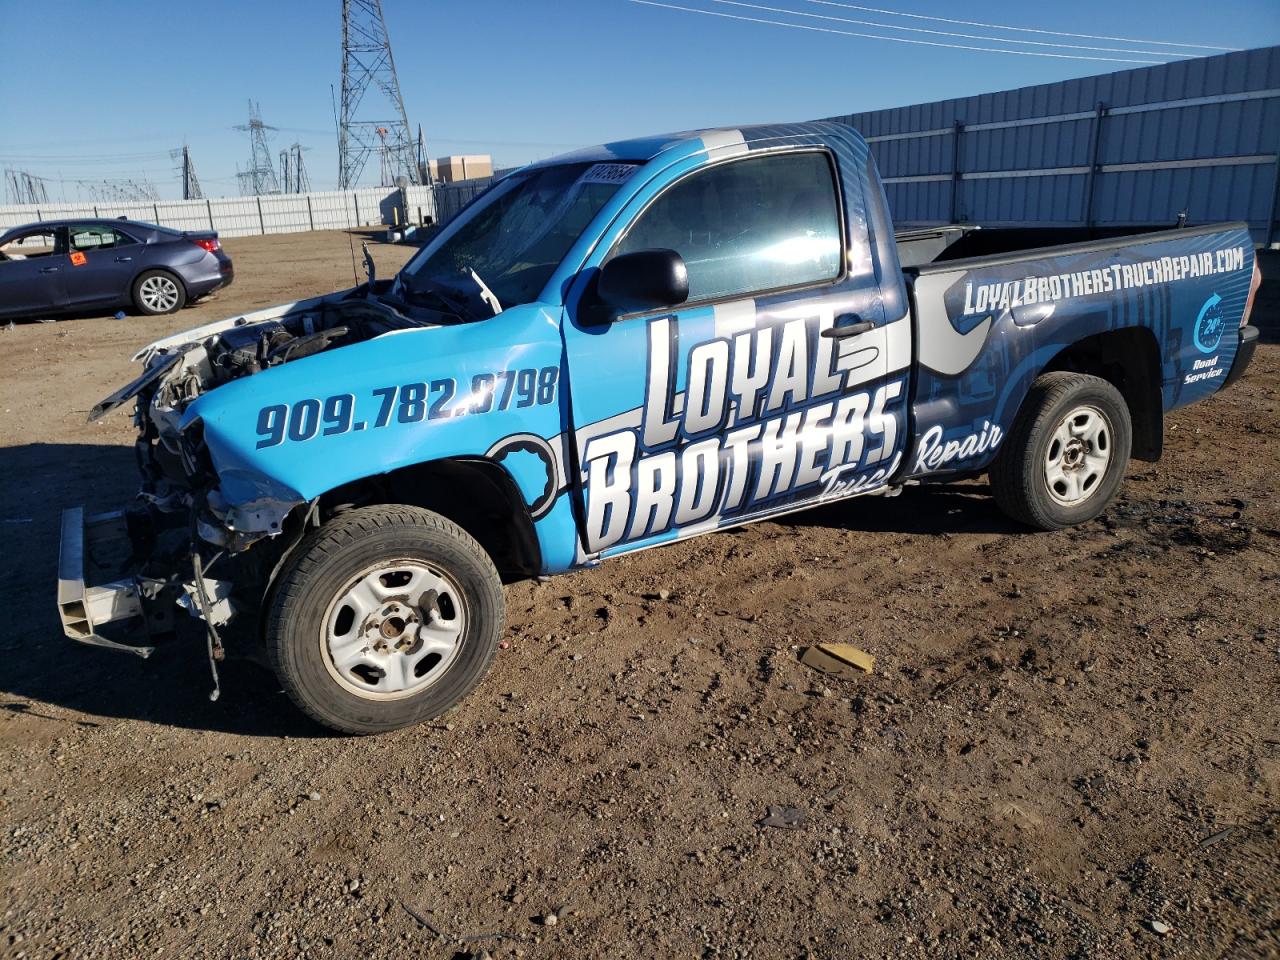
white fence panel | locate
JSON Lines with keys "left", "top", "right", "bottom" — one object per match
{"left": 259, "top": 195, "right": 311, "bottom": 234}
{"left": 2, "top": 182, "right": 445, "bottom": 236}
{"left": 209, "top": 197, "right": 265, "bottom": 237}
{"left": 155, "top": 200, "right": 213, "bottom": 232}
{"left": 307, "top": 190, "right": 357, "bottom": 231}
{"left": 403, "top": 185, "right": 437, "bottom": 225}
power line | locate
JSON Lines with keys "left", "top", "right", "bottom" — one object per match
{"left": 706, "top": 0, "right": 1196, "bottom": 57}
{"left": 796, "top": 0, "right": 1241, "bottom": 52}
{"left": 627, "top": 0, "right": 1169, "bottom": 62}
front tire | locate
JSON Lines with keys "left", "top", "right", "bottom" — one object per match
{"left": 990, "top": 371, "right": 1132, "bottom": 530}
{"left": 265, "top": 505, "right": 504, "bottom": 735}
{"left": 132, "top": 269, "right": 186, "bottom": 315}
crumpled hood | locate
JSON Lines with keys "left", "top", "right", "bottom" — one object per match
{"left": 181, "top": 301, "right": 567, "bottom": 541}
{"left": 130, "top": 290, "right": 349, "bottom": 364}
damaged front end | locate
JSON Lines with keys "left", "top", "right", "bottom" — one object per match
{"left": 58, "top": 288, "right": 424, "bottom": 687}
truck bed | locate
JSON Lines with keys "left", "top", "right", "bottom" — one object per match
{"left": 895, "top": 223, "right": 1188, "bottom": 270}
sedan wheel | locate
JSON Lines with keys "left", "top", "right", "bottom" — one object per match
{"left": 131, "top": 270, "right": 187, "bottom": 315}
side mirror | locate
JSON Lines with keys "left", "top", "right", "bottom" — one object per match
{"left": 585, "top": 248, "right": 689, "bottom": 324}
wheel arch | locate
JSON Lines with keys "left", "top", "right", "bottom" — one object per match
{"left": 1040, "top": 327, "right": 1163, "bottom": 462}
{"left": 314, "top": 456, "right": 542, "bottom": 582}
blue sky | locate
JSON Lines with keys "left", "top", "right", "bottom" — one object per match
{"left": 2, "top": 0, "right": 1277, "bottom": 200}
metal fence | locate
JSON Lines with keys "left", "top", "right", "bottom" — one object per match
{"left": 0, "top": 185, "right": 438, "bottom": 238}
{"left": 831, "top": 45, "right": 1280, "bottom": 245}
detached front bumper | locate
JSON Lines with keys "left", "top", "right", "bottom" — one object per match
{"left": 56, "top": 506, "right": 174, "bottom": 657}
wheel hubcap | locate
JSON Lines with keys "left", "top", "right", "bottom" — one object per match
{"left": 321, "top": 560, "right": 466, "bottom": 700}
{"left": 140, "top": 276, "right": 179, "bottom": 311}
{"left": 1044, "top": 404, "right": 1112, "bottom": 506}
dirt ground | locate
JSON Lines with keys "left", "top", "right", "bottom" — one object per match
{"left": 1, "top": 229, "right": 1276, "bottom": 960}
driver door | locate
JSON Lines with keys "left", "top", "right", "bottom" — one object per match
{"left": 562, "top": 146, "right": 908, "bottom": 559}
{"left": 0, "top": 226, "right": 67, "bottom": 319}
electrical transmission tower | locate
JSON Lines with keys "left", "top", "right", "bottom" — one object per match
{"left": 338, "top": 0, "right": 419, "bottom": 189}
{"left": 89, "top": 179, "right": 159, "bottom": 204}
{"left": 4, "top": 169, "right": 49, "bottom": 205}
{"left": 235, "top": 101, "right": 280, "bottom": 195}
{"left": 416, "top": 124, "right": 433, "bottom": 185}
{"left": 171, "top": 144, "right": 204, "bottom": 200}
{"left": 278, "top": 143, "right": 311, "bottom": 194}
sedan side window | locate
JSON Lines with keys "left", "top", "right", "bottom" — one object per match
{"left": 0, "top": 228, "right": 60, "bottom": 261}
{"left": 610, "top": 151, "right": 843, "bottom": 305}
{"left": 68, "top": 224, "right": 131, "bottom": 251}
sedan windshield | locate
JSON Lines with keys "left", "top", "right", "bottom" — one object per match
{"left": 400, "top": 161, "right": 637, "bottom": 315}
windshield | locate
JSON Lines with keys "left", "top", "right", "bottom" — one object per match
{"left": 400, "top": 161, "right": 637, "bottom": 313}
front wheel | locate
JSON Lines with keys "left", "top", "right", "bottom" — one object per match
{"left": 265, "top": 505, "right": 505, "bottom": 734}
{"left": 990, "top": 371, "right": 1132, "bottom": 530}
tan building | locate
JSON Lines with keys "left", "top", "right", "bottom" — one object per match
{"left": 432, "top": 154, "right": 494, "bottom": 183}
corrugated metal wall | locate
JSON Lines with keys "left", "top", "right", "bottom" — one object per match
{"left": 0, "top": 185, "right": 437, "bottom": 238}
{"left": 830, "top": 46, "right": 1280, "bottom": 244}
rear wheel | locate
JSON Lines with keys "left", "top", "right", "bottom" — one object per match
{"left": 990, "top": 371, "right": 1132, "bottom": 530}
{"left": 266, "top": 505, "right": 504, "bottom": 735}
{"left": 132, "top": 269, "right": 186, "bottom": 315}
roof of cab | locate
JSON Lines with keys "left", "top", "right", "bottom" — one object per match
{"left": 526, "top": 120, "right": 855, "bottom": 170}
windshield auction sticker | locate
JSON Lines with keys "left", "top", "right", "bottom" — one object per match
{"left": 580, "top": 163, "right": 636, "bottom": 185}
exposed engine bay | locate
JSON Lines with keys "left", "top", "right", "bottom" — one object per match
{"left": 63, "top": 289, "right": 436, "bottom": 685}
{"left": 94, "top": 289, "right": 426, "bottom": 539}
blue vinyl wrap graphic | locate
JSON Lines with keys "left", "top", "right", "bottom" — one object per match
{"left": 176, "top": 120, "right": 1253, "bottom": 577}
{"left": 905, "top": 227, "right": 1254, "bottom": 479}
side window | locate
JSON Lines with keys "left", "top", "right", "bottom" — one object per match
{"left": 611, "top": 151, "right": 843, "bottom": 304}
{"left": 0, "top": 229, "right": 59, "bottom": 260}
{"left": 68, "top": 224, "right": 122, "bottom": 251}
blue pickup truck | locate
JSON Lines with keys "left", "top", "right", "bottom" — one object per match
{"left": 61, "top": 121, "right": 1262, "bottom": 733}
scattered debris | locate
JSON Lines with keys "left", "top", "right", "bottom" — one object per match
{"left": 801, "top": 643, "right": 876, "bottom": 679}
{"left": 757, "top": 805, "right": 806, "bottom": 830}
{"left": 307, "top": 791, "right": 321, "bottom": 801}
{"left": 401, "top": 901, "right": 446, "bottom": 939}
{"left": 1198, "top": 826, "right": 1234, "bottom": 848}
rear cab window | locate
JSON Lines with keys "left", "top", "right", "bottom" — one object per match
{"left": 609, "top": 150, "right": 844, "bottom": 305}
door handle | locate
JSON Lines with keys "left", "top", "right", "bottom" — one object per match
{"left": 39, "top": 266, "right": 59, "bottom": 274}
{"left": 821, "top": 314, "right": 875, "bottom": 338}
{"left": 114, "top": 256, "right": 133, "bottom": 262}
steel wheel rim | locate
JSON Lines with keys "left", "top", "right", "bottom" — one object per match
{"left": 1044, "top": 403, "right": 1112, "bottom": 506}
{"left": 320, "top": 558, "right": 467, "bottom": 701}
{"left": 139, "top": 275, "right": 179, "bottom": 312}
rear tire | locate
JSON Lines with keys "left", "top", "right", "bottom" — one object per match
{"left": 265, "top": 505, "right": 504, "bottom": 735}
{"left": 990, "top": 371, "right": 1132, "bottom": 530}
{"left": 132, "top": 269, "right": 186, "bottom": 315}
